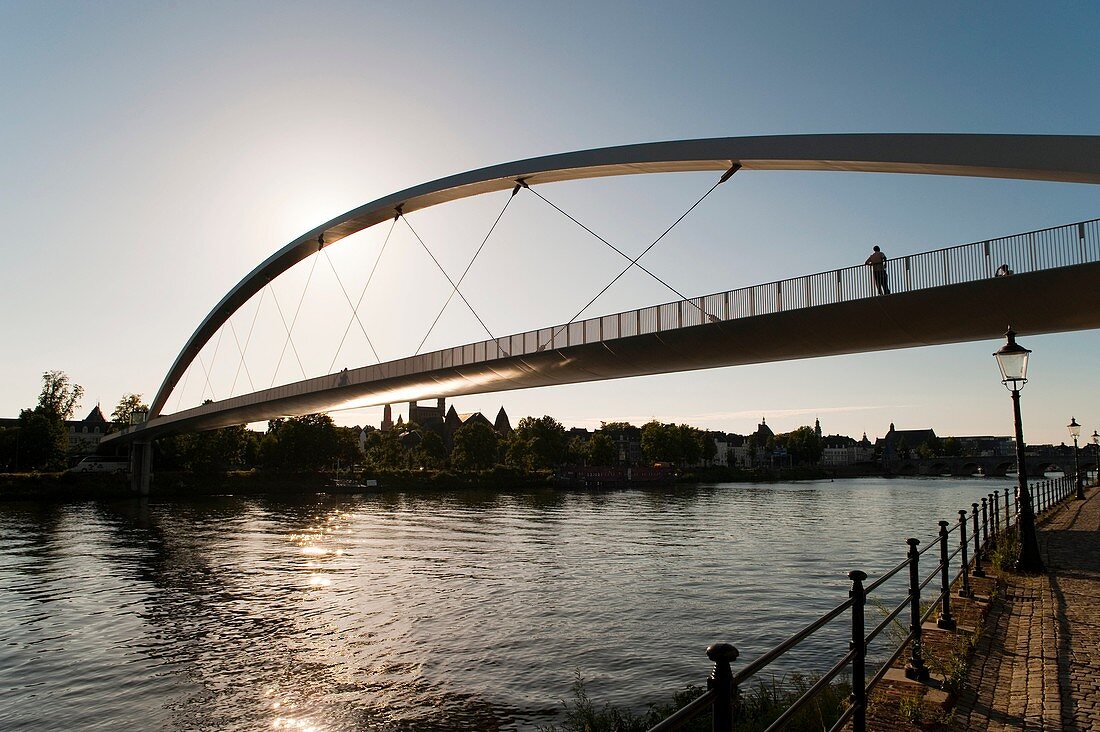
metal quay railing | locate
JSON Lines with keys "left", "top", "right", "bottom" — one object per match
{"left": 380, "top": 218, "right": 1100, "bottom": 376}
{"left": 646, "top": 475, "right": 1077, "bottom": 732}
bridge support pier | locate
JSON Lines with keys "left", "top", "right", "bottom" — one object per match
{"left": 129, "top": 441, "right": 152, "bottom": 496}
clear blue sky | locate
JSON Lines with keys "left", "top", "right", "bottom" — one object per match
{"left": 2, "top": 1, "right": 1098, "bottom": 445}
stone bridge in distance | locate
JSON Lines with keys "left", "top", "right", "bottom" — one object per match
{"left": 886, "top": 453, "right": 1096, "bottom": 478}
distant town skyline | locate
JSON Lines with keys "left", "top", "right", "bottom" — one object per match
{"left": 2, "top": 2, "right": 1098, "bottom": 446}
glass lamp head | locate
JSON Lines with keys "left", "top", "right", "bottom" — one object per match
{"left": 1068, "top": 417, "right": 1081, "bottom": 439}
{"left": 994, "top": 328, "right": 1031, "bottom": 387}
{"left": 1092, "top": 430, "right": 1099, "bottom": 446}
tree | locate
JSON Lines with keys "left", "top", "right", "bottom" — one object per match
{"left": 600, "top": 421, "right": 636, "bottom": 434}
{"left": 36, "top": 371, "right": 83, "bottom": 420}
{"left": 641, "top": 421, "right": 677, "bottom": 463}
{"left": 111, "top": 393, "right": 148, "bottom": 431}
{"left": 258, "top": 414, "right": 341, "bottom": 470}
{"left": 943, "top": 436, "right": 961, "bottom": 457}
{"left": 16, "top": 409, "right": 67, "bottom": 470}
{"left": 0, "top": 428, "right": 17, "bottom": 470}
{"left": 159, "top": 424, "right": 252, "bottom": 472}
{"left": 641, "top": 421, "right": 705, "bottom": 466}
{"left": 14, "top": 371, "right": 85, "bottom": 470}
{"left": 451, "top": 421, "right": 498, "bottom": 470}
{"left": 783, "top": 425, "right": 823, "bottom": 465}
{"left": 405, "top": 429, "right": 447, "bottom": 469}
{"left": 510, "top": 416, "right": 568, "bottom": 469}
{"left": 586, "top": 433, "right": 616, "bottom": 466}
{"left": 701, "top": 432, "right": 718, "bottom": 466}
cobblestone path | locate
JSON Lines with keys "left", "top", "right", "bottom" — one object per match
{"left": 953, "top": 487, "right": 1100, "bottom": 731}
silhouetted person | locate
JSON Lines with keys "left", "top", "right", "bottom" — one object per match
{"left": 865, "top": 245, "right": 889, "bottom": 294}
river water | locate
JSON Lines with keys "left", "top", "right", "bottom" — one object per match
{"left": 0, "top": 477, "right": 1015, "bottom": 731}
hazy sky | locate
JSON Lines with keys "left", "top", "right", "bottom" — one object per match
{"left": 2, "top": 1, "right": 1098, "bottom": 445}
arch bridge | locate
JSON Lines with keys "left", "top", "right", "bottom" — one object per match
{"left": 888, "top": 454, "right": 1097, "bottom": 478}
{"left": 102, "top": 134, "right": 1100, "bottom": 488}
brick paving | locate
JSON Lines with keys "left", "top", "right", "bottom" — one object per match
{"left": 952, "top": 487, "right": 1100, "bottom": 731}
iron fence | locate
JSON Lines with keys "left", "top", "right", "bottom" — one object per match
{"left": 646, "top": 475, "right": 1079, "bottom": 732}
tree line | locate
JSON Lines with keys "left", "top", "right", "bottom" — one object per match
{"left": 1, "top": 370, "right": 832, "bottom": 474}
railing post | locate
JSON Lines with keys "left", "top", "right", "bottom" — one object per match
{"left": 958, "top": 510, "right": 972, "bottom": 597}
{"left": 707, "top": 643, "right": 738, "bottom": 732}
{"left": 905, "top": 538, "right": 928, "bottom": 680}
{"left": 981, "top": 497, "right": 989, "bottom": 557}
{"left": 972, "top": 503, "right": 985, "bottom": 577}
{"left": 1004, "top": 487, "right": 1011, "bottom": 532}
{"left": 849, "top": 570, "right": 868, "bottom": 732}
{"left": 1014, "top": 486, "right": 1020, "bottom": 521}
{"left": 993, "top": 491, "right": 1001, "bottom": 541}
{"left": 937, "top": 520, "right": 956, "bottom": 630}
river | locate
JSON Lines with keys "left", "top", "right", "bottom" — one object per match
{"left": 0, "top": 477, "right": 1020, "bottom": 730}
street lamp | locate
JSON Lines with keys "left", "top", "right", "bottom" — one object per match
{"left": 1092, "top": 431, "right": 1099, "bottom": 488}
{"left": 993, "top": 328, "right": 1044, "bottom": 573}
{"left": 1068, "top": 417, "right": 1083, "bottom": 500}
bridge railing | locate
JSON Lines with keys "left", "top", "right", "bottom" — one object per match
{"left": 644, "top": 475, "right": 1079, "bottom": 732}
{"left": 414, "top": 218, "right": 1100, "bottom": 370}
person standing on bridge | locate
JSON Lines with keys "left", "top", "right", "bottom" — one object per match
{"left": 865, "top": 245, "right": 890, "bottom": 295}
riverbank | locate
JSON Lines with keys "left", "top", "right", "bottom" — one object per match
{"left": 0, "top": 464, "right": 849, "bottom": 501}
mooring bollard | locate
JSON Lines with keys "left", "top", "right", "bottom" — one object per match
{"left": 905, "top": 538, "right": 928, "bottom": 680}
{"left": 958, "top": 510, "right": 971, "bottom": 597}
{"left": 707, "top": 643, "right": 738, "bottom": 732}
{"left": 937, "top": 520, "right": 956, "bottom": 630}
{"left": 972, "top": 503, "right": 985, "bottom": 577}
{"left": 849, "top": 570, "right": 868, "bottom": 732}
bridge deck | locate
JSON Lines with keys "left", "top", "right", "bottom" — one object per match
{"left": 107, "top": 255, "right": 1100, "bottom": 443}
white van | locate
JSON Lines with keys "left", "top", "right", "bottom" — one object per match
{"left": 69, "top": 456, "right": 129, "bottom": 474}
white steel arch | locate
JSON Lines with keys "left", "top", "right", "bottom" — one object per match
{"left": 150, "top": 133, "right": 1100, "bottom": 417}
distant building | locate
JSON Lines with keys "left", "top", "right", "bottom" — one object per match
{"left": 822, "top": 433, "right": 875, "bottom": 466}
{"left": 877, "top": 423, "right": 938, "bottom": 460}
{"left": 444, "top": 405, "right": 494, "bottom": 435}
{"left": 494, "top": 407, "right": 513, "bottom": 434}
{"left": 953, "top": 435, "right": 1014, "bottom": 457}
{"left": 711, "top": 432, "right": 748, "bottom": 467}
{"left": 363, "top": 398, "right": 511, "bottom": 449}
{"left": 600, "top": 424, "right": 642, "bottom": 466}
{"left": 67, "top": 405, "right": 109, "bottom": 455}
{"left": 408, "top": 398, "right": 447, "bottom": 431}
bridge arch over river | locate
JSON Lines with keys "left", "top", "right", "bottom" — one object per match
{"left": 106, "top": 134, "right": 1100, "bottom": 456}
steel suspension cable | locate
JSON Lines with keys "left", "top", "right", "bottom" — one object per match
{"left": 199, "top": 326, "right": 225, "bottom": 402}
{"left": 229, "top": 286, "right": 265, "bottom": 396}
{"left": 529, "top": 165, "right": 738, "bottom": 349}
{"left": 329, "top": 217, "right": 398, "bottom": 372}
{"left": 323, "top": 248, "right": 381, "bottom": 369}
{"left": 173, "top": 363, "right": 193, "bottom": 412}
{"left": 399, "top": 213, "right": 499, "bottom": 344}
{"left": 414, "top": 186, "right": 519, "bottom": 356}
{"left": 227, "top": 317, "right": 255, "bottom": 396}
{"left": 522, "top": 184, "right": 691, "bottom": 302}
{"left": 269, "top": 275, "right": 310, "bottom": 386}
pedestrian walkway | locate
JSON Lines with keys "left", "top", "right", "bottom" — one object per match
{"left": 952, "top": 487, "right": 1100, "bottom": 731}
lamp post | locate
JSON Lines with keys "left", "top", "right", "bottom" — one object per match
{"left": 1092, "top": 430, "right": 1099, "bottom": 489}
{"left": 1068, "top": 417, "right": 1083, "bottom": 500}
{"left": 994, "top": 328, "right": 1044, "bottom": 573}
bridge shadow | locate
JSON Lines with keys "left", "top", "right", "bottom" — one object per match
{"left": 1037, "top": 495, "right": 1100, "bottom": 732}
